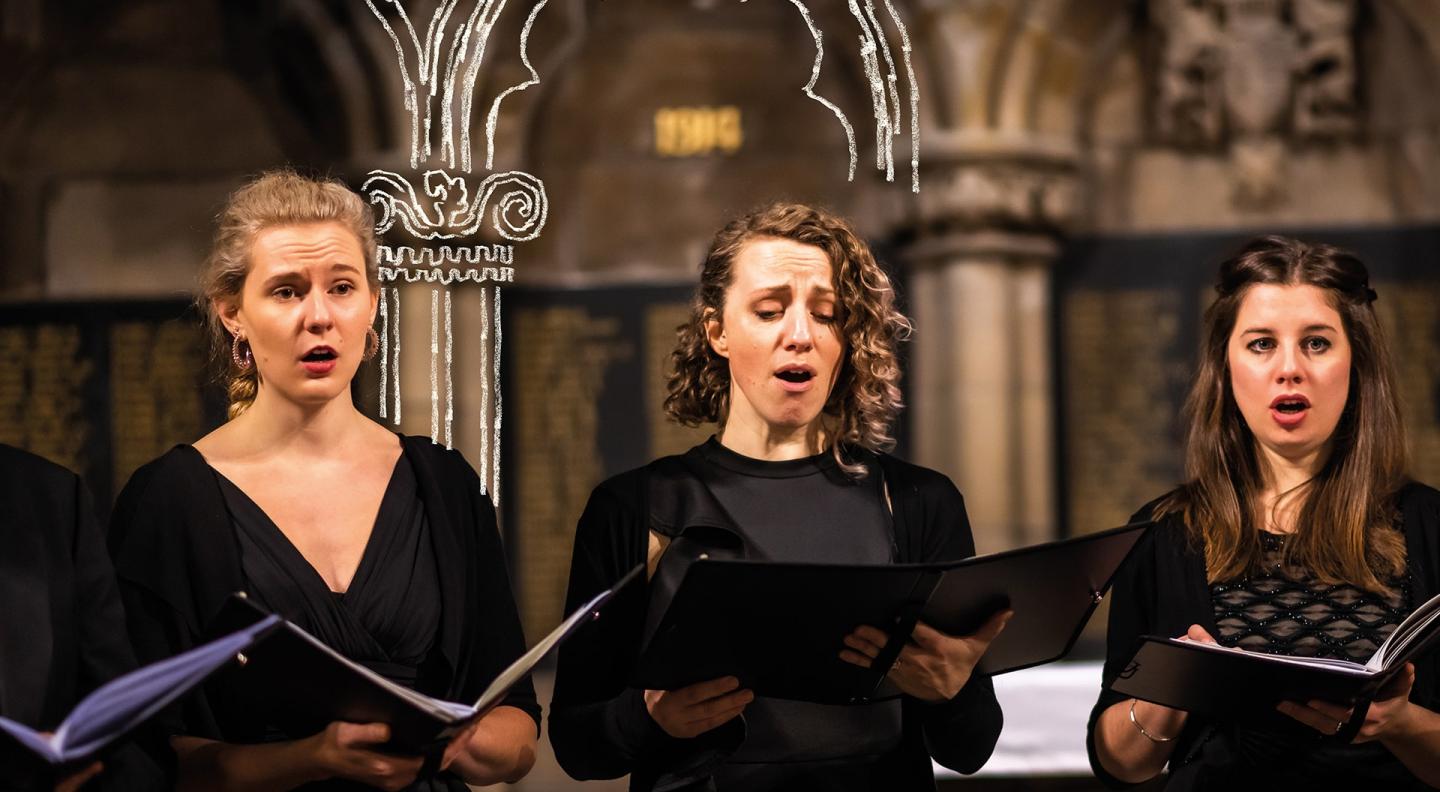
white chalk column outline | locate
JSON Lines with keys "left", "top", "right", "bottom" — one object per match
{"left": 363, "top": 0, "right": 554, "bottom": 504}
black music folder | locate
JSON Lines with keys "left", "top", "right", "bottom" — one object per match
{"left": 208, "top": 565, "right": 640, "bottom": 752}
{"left": 1111, "top": 588, "right": 1440, "bottom": 723}
{"left": 0, "top": 617, "right": 279, "bottom": 768}
{"left": 631, "top": 522, "right": 1151, "bottom": 704}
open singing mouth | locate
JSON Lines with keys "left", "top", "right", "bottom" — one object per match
{"left": 1270, "top": 394, "right": 1311, "bottom": 414}
{"left": 775, "top": 364, "right": 816, "bottom": 384}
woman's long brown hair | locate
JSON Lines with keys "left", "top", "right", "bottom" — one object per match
{"left": 1156, "top": 236, "right": 1409, "bottom": 596}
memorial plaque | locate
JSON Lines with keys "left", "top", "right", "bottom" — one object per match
{"left": 109, "top": 320, "right": 208, "bottom": 498}
{"left": 1377, "top": 281, "right": 1440, "bottom": 487}
{"left": 646, "top": 303, "right": 712, "bottom": 459}
{"left": 512, "top": 305, "right": 633, "bottom": 638}
{"left": 0, "top": 302, "right": 222, "bottom": 508}
{"left": 0, "top": 323, "right": 91, "bottom": 476}
{"left": 1062, "top": 289, "right": 1189, "bottom": 535}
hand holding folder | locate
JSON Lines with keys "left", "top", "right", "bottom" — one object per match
{"left": 1109, "top": 588, "right": 1440, "bottom": 741}
{"left": 633, "top": 522, "right": 1151, "bottom": 704}
{"left": 839, "top": 610, "right": 1012, "bottom": 702}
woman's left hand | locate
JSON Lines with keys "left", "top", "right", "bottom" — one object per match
{"left": 1276, "top": 663, "right": 1417, "bottom": 742}
{"left": 440, "top": 718, "right": 483, "bottom": 772}
{"left": 840, "top": 610, "right": 1012, "bottom": 702}
{"left": 438, "top": 706, "right": 537, "bottom": 785}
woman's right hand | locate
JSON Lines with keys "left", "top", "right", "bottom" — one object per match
{"left": 644, "top": 676, "right": 754, "bottom": 739}
{"left": 1180, "top": 623, "right": 1217, "bottom": 645}
{"left": 308, "top": 722, "right": 424, "bottom": 791}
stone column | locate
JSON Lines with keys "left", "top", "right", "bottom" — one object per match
{"left": 902, "top": 135, "right": 1076, "bottom": 553}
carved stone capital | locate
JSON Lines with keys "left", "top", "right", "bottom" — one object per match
{"left": 914, "top": 132, "right": 1080, "bottom": 232}
{"left": 905, "top": 131, "right": 1078, "bottom": 267}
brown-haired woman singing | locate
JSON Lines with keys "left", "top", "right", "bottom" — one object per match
{"left": 549, "top": 203, "right": 1008, "bottom": 791}
{"left": 107, "top": 170, "right": 538, "bottom": 791}
{"left": 1087, "top": 236, "right": 1440, "bottom": 790}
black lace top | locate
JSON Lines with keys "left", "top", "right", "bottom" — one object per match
{"left": 1204, "top": 530, "right": 1417, "bottom": 788}
{"left": 1212, "top": 531, "right": 1412, "bottom": 659}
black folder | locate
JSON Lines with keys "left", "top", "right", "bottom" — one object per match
{"left": 208, "top": 567, "right": 639, "bottom": 752}
{"left": 1111, "top": 588, "right": 1440, "bottom": 730}
{"left": 631, "top": 522, "right": 1151, "bottom": 704}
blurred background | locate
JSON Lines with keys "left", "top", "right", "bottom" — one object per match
{"left": 2, "top": 0, "right": 1439, "bottom": 788}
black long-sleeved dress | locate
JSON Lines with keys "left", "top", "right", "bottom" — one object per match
{"left": 108, "top": 435, "right": 539, "bottom": 791}
{"left": 1087, "top": 482, "right": 1440, "bottom": 790}
{"left": 550, "top": 440, "right": 1003, "bottom": 791}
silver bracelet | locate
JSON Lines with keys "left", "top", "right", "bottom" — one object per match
{"left": 1129, "top": 698, "right": 1174, "bottom": 743}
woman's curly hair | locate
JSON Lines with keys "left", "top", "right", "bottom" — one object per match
{"left": 664, "top": 202, "right": 913, "bottom": 477}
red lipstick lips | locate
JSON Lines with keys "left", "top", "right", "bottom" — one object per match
{"left": 301, "top": 345, "right": 338, "bottom": 375}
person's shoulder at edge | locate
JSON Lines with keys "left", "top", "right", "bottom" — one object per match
{"left": 113, "top": 444, "right": 209, "bottom": 506}
{"left": 1122, "top": 488, "right": 1200, "bottom": 559}
{"left": 0, "top": 441, "right": 83, "bottom": 490}
{"left": 1397, "top": 479, "right": 1440, "bottom": 519}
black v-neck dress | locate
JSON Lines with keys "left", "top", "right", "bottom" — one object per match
{"left": 213, "top": 454, "right": 453, "bottom": 791}
{"left": 216, "top": 455, "right": 442, "bottom": 694}
{"left": 109, "top": 437, "right": 540, "bottom": 792}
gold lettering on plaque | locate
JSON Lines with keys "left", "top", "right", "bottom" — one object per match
{"left": 0, "top": 324, "right": 91, "bottom": 473}
{"left": 1063, "top": 290, "right": 1186, "bottom": 534}
{"left": 646, "top": 303, "right": 710, "bottom": 458}
{"left": 110, "top": 321, "right": 205, "bottom": 495}
{"left": 1377, "top": 282, "right": 1440, "bottom": 487}
{"left": 513, "top": 307, "right": 633, "bottom": 638}
{"left": 654, "top": 106, "right": 743, "bottom": 157}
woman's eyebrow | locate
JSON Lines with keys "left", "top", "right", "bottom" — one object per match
{"left": 259, "top": 270, "right": 304, "bottom": 289}
{"left": 747, "top": 284, "right": 792, "bottom": 298}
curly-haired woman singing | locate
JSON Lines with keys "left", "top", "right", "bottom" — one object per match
{"left": 548, "top": 203, "right": 1008, "bottom": 791}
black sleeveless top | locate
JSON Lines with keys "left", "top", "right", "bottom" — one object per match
{"left": 214, "top": 454, "right": 458, "bottom": 792}
{"left": 684, "top": 439, "right": 903, "bottom": 790}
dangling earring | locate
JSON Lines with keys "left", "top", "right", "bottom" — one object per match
{"left": 231, "top": 332, "right": 253, "bottom": 370}
{"left": 363, "top": 327, "right": 380, "bottom": 362}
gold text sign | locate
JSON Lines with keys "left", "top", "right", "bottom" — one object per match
{"left": 654, "top": 106, "right": 743, "bottom": 157}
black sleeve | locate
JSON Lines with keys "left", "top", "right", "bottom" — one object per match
{"left": 1085, "top": 507, "right": 1159, "bottom": 789}
{"left": 549, "top": 482, "right": 738, "bottom": 785}
{"left": 68, "top": 471, "right": 169, "bottom": 791}
{"left": 71, "top": 473, "right": 138, "bottom": 706}
{"left": 461, "top": 462, "right": 541, "bottom": 733}
{"left": 108, "top": 465, "right": 225, "bottom": 743}
{"left": 548, "top": 484, "right": 671, "bottom": 780}
{"left": 910, "top": 482, "right": 1004, "bottom": 775}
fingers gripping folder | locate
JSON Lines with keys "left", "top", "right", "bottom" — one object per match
{"left": 632, "top": 522, "right": 1152, "bottom": 704}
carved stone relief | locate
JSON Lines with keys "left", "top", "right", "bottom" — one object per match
{"left": 1151, "top": 0, "right": 1360, "bottom": 206}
